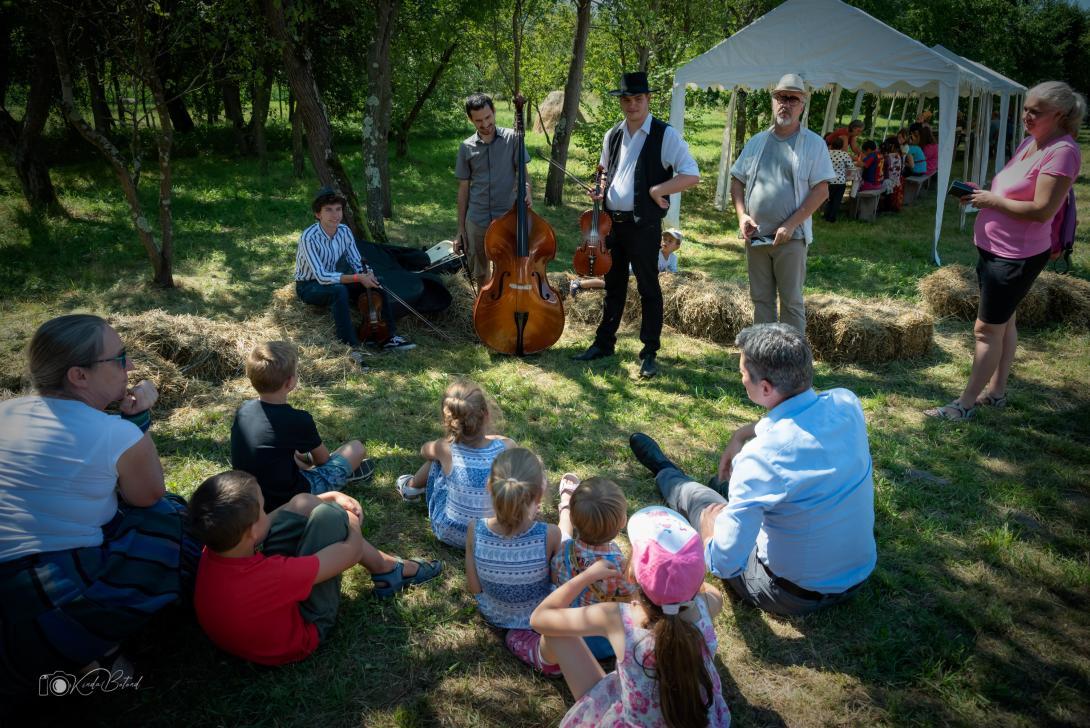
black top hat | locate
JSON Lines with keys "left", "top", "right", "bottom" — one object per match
{"left": 609, "top": 72, "right": 655, "bottom": 96}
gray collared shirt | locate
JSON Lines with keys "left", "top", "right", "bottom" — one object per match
{"left": 455, "top": 127, "right": 530, "bottom": 227}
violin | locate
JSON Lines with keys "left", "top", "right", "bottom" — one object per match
{"left": 356, "top": 287, "right": 390, "bottom": 343}
{"left": 572, "top": 166, "right": 612, "bottom": 276}
{"left": 472, "top": 95, "right": 564, "bottom": 356}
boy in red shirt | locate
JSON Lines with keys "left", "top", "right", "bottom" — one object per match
{"left": 189, "top": 471, "right": 441, "bottom": 665}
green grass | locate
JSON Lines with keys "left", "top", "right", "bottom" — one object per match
{"left": 2, "top": 109, "right": 1089, "bottom": 727}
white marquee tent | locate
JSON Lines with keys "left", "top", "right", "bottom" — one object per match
{"left": 666, "top": 0, "right": 992, "bottom": 264}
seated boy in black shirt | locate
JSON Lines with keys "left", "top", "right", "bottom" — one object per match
{"left": 231, "top": 341, "right": 373, "bottom": 511}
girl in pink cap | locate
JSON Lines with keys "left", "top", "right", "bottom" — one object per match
{"left": 531, "top": 505, "right": 730, "bottom": 727}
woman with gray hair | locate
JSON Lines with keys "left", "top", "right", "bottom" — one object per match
{"left": 926, "top": 81, "right": 1084, "bottom": 420}
{"left": 0, "top": 314, "right": 199, "bottom": 697}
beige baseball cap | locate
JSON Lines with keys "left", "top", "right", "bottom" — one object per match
{"left": 663, "top": 228, "right": 683, "bottom": 243}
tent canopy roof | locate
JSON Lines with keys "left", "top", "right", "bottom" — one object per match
{"left": 931, "top": 45, "right": 1027, "bottom": 94}
{"left": 675, "top": 0, "right": 970, "bottom": 95}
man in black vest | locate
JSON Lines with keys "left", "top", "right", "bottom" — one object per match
{"left": 573, "top": 72, "right": 699, "bottom": 378}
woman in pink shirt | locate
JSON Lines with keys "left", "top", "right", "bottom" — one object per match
{"left": 926, "top": 82, "right": 1084, "bottom": 420}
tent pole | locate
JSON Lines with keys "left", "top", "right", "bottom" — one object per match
{"left": 880, "top": 94, "right": 897, "bottom": 137}
{"left": 715, "top": 87, "right": 739, "bottom": 211}
{"left": 959, "top": 92, "right": 976, "bottom": 231}
{"left": 666, "top": 77, "right": 687, "bottom": 226}
{"left": 851, "top": 89, "right": 863, "bottom": 120}
{"left": 995, "top": 93, "right": 1010, "bottom": 173}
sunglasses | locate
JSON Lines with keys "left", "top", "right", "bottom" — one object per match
{"left": 774, "top": 95, "right": 803, "bottom": 106}
{"left": 83, "top": 349, "right": 128, "bottom": 369}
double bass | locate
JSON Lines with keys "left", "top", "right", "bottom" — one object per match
{"left": 572, "top": 166, "right": 612, "bottom": 276}
{"left": 472, "top": 95, "right": 564, "bottom": 356}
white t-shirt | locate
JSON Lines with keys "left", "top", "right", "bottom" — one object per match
{"left": 0, "top": 396, "right": 143, "bottom": 560}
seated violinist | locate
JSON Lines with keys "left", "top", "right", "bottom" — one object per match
{"left": 293, "top": 187, "right": 414, "bottom": 366}
{"left": 571, "top": 228, "right": 682, "bottom": 298}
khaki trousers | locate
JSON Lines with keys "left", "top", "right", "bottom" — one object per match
{"left": 745, "top": 237, "right": 807, "bottom": 333}
{"left": 464, "top": 218, "right": 490, "bottom": 283}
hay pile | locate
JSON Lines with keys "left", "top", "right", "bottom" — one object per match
{"left": 806, "top": 294, "right": 934, "bottom": 363}
{"left": 919, "top": 265, "right": 1090, "bottom": 329}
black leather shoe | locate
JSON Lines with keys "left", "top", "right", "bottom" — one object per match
{"left": 638, "top": 356, "right": 658, "bottom": 379}
{"left": 629, "top": 433, "right": 676, "bottom": 476}
{"left": 573, "top": 344, "right": 614, "bottom": 361}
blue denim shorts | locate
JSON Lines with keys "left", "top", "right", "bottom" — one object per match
{"left": 300, "top": 453, "right": 352, "bottom": 495}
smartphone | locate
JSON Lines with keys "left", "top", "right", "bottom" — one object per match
{"left": 948, "top": 180, "right": 976, "bottom": 199}
{"left": 749, "top": 235, "right": 774, "bottom": 247}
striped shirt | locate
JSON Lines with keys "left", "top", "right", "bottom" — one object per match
{"left": 473, "top": 519, "right": 553, "bottom": 629}
{"left": 293, "top": 223, "right": 366, "bottom": 285}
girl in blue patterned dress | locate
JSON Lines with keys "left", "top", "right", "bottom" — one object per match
{"left": 396, "top": 380, "right": 515, "bottom": 548}
{"left": 466, "top": 448, "right": 562, "bottom": 675}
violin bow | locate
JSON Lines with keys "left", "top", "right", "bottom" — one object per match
{"left": 535, "top": 152, "right": 596, "bottom": 194}
{"left": 380, "top": 285, "right": 456, "bottom": 342}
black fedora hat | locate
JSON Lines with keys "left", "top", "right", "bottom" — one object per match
{"left": 609, "top": 72, "right": 655, "bottom": 97}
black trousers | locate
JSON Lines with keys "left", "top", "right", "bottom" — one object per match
{"left": 593, "top": 219, "right": 662, "bottom": 360}
{"left": 824, "top": 183, "right": 846, "bottom": 222}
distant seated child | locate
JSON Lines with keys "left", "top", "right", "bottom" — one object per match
{"left": 880, "top": 136, "right": 904, "bottom": 212}
{"left": 231, "top": 341, "right": 373, "bottom": 512}
{"left": 190, "top": 471, "right": 441, "bottom": 666}
{"left": 570, "top": 228, "right": 682, "bottom": 298}
{"left": 553, "top": 474, "right": 638, "bottom": 659}
{"left": 395, "top": 379, "right": 515, "bottom": 548}
{"left": 859, "top": 140, "right": 884, "bottom": 192}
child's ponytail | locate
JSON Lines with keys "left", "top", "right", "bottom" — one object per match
{"left": 638, "top": 591, "right": 714, "bottom": 728}
{"left": 487, "top": 448, "right": 545, "bottom": 534}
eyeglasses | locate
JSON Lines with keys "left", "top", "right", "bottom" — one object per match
{"left": 774, "top": 95, "right": 803, "bottom": 106}
{"left": 83, "top": 349, "right": 128, "bottom": 369}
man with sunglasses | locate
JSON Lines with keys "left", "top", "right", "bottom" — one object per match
{"left": 729, "top": 74, "right": 835, "bottom": 335}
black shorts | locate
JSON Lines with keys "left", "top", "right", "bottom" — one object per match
{"left": 976, "top": 247, "right": 1050, "bottom": 325}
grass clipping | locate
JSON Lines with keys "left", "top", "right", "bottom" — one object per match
{"left": 919, "top": 265, "right": 1090, "bottom": 329}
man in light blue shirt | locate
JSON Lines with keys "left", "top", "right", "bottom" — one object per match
{"left": 630, "top": 323, "right": 876, "bottom": 615}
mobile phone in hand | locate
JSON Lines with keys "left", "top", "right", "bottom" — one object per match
{"left": 749, "top": 235, "right": 774, "bottom": 247}
{"left": 948, "top": 180, "right": 977, "bottom": 199}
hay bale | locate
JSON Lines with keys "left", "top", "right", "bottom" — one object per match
{"left": 919, "top": 265, "right": 1090, "bottom": 329}
{"left": 807, "top": 293, "right": 933, "bottom": 363}
{"left": 1039, "top": 272, "right": 1090, "bottom": 330}
{"left": 918, "top": 264, "right": 978, "bottom": 320}
{"left": 665, "top": 272, "right": 752, "bottom": 345}
{"left": 113, "top": 311, "right": 248, "bottom": 383}
{"left": 533, "top": 90, "right": 586, "bottom": 135}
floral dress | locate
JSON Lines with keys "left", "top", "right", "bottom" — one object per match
{"left": 560, "top": 600, "right": 730, "bottom": 727}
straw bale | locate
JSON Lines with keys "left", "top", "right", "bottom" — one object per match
{"left": 807, "top": 293, "right": 933, "bottom": 363}
{"left": 919, "top": 265, "right": 1090, "bottom": 329}
{"left": 113, "top": 311, "right": 248, "bottom": 383}
{"left": 661, "top": 272, "right": 752, "bottom": 345}
{"left": 1039, "top": 272, "right": 1090, "bottom": 330}
{"left": 918, "top": 265, "right": 978, "bottom": 320}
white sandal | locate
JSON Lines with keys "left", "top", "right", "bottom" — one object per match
{"left": 396, "top": 474, "right": 426, "bottom": 501}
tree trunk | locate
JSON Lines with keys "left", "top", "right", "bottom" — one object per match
{"left": 289, "top": 92, "right": 305, "bottom": 178}
{"left": 734, "top": 90, "right": 748, "bottom": 153}
{"left": 81, "top": 35, "right": 113, "bottom": 134}
{"left": 134, "top": 8, "right": 175, "bottom": 287}
{"left": 220, "top": 75, "right": 250, "bottom": 155}
{"left": 250, "top": 59, "right": 274, "bottom": 175}
{"left": 545, "top": 0, "right": 591, "bottom": 206}
{"left": 266, "top": 0, "right": 368, "bottom": 239}
{"left": 49, "top": 21, "right": 171, "bottom": 285}
{"left": 362, "top": 0, "right": 398, "bottom": 239}
{"left": 0, "top": 36, "right": 59, "bottom": 210}
{"left": 392, "top": 38, "right": 458, "bottom": 158}
{"left": 164, "top": 80, "right": 194, "bottom": 133}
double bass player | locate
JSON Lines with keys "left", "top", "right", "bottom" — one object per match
{"left": 572, "top": 72, "right": 700, "bottom": 379}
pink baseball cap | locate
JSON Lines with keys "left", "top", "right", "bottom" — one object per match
{"left": 627, "top": 506, "right": 706, "bottom": 613}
